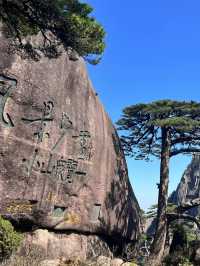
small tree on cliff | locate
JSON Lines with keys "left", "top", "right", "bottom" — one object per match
{"left": 0, "top": 0, "right": 105, "bottom": 64}
{"left": 117, "top": 100, "right": 200, "bottom": 266}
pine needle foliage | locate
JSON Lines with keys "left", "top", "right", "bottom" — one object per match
{"left": 117, "top": 100, "right": 200, "bottom": 160}
{"left": 146, "top": 203, "right": 177, "bottom": 219}
{"left": 117, "top": 100, "right": 200, "bottom": 262}
{"left": 0, "top": 0, "right": 105, "bottom": 64}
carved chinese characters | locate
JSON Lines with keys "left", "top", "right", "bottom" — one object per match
{"left": 73, "top": 131, "right": 93, "bottom": 161}
{"left": 55, "top": 159, "right": 77, "bottom": 183}
{"left": 20, "top": 99, "right": 92, "bottom": 185}
{"left": 0, "top": 75, "right": 17, "bottom": 127}
{"left": 22, "top": 101, "right": 54, "bottom": 143}
{"left": 0, "top": 44, "right": 141, "bottom": 241}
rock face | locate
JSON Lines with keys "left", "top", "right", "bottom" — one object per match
{"left": 0, "top": 34, "right": 141, "bottom": 244}
{"left": 20, "top": 229, "right": 113, "bottom": 262}
{"left": 144, "top": 217, "right": 156, "bottom": 237}
{"left": 169, "top": 155, "right": 200, "bottom": 216}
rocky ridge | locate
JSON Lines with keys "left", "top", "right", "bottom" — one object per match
{"left": 169, "top": 154, "right": 200, "bottom": 216}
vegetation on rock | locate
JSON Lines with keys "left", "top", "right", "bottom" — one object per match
{"left": 164, "top": 252, "right": 193, "bottom": 266}
{"left": 0, "top": 216, "right": 22, "bottom": 261}
{"left": 0, "top": 0, "right": 105, "bottom": 64}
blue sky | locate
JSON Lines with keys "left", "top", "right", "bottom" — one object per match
{"left": 86, "top": 0, "right": 200, "bottom": 210}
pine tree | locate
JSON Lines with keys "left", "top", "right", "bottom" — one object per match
{"left": 0, "top": 0, "right": 105, "bottom": 64}
{"left": 117, "top": 100, "right": 200, "bottom": 265}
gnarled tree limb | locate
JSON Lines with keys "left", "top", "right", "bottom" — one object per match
{"left": 170, "top": 148, "right": 200, "bottom": 157}
{"left": 167, "top": 213, "right": 200, "bottom": 229}
{"left": 176, "top": 197, "right": 200, "bottom": 213}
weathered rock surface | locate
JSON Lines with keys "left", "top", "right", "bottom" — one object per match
{"left": 0, "top": 33, "right": 141, "bottom": 244}
{"left": 110, "top": 258, "right": 124, "bottom": 266}
{"left": 194, "top": 247, "right": 200, "bottom": 263}
{"left": 19, "top": 229, "right": 113, "bottom": 262}
{"left": 144, "top": 217, "right": 156, "bottom": 237}
{"left": 96, "top": 256, "right": 112, "bottom": 265}
{"left": 39, "top": 257, "right": 134, "bottom": 266}
{"left": 169, "top": 154, "right": 200, "bottom": 216}
{"left": 5, "top": 228, "right": 135, "bottom": 265}
{"left": 40, "top": 260, "right": 60, "bottom": 266}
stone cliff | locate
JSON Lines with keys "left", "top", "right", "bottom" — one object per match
{"left": 0, "top": 33, "right": 141, "bottom": 261}
{"left": 169, "top": 154, "right": 200, "bottom": 216}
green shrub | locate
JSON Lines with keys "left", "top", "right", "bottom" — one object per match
{"left": 170, "top": 224, "right": 188, "bottom": 253}
{"left": 164, "top": 251, "right": 193, "bottom": 266}
{"left": 0, "top": 216, "right": 22, "bottom": 261}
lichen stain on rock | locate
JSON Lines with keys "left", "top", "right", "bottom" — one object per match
{"left": 6, "top": 204, "right": 33, "bottom": 214}
{"left": 64, "top": 212, "right": 81, "bottom": 225}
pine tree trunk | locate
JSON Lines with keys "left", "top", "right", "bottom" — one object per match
{"left": 147, "top": 127, "right": 171, "bottom": 266}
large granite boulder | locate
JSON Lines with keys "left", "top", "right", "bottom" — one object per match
{"left": 169, "top": 154, "right": 200, "bottom": 216}
{"left": 19, "top": 229, "right": 113, "bottom": 262}
{"left": 0, "top": 34, "right": 141, "bottom": 243}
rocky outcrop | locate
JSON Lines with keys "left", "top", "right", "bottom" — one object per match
{"left": 19, "top": 229, "right": 113, "bottom": 262}
{"left": 169, "top": 154, "right": 200, "bottom": 216}
{"left": 144, "top": 217, "right": 156, "bottom": 237}
{"left": 0, "top": 32, "right": 141, "bottom": 253}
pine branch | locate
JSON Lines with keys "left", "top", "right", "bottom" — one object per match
{"left": 171, "top": 135, "right": 200, "bottom": 145}
{"left": 170, "top": 148, "right": 200, "bottom": 157}
{"left": 135, "top": 127, "right": 152, "bottom": 144}
{"left": 176, "top": 198, "right": 200, "bottom": 213}
{"left": 167, "top": 213, "right": 200, "bottom": 229}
